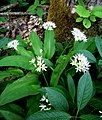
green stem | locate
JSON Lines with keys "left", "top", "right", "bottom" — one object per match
{"left": 42, "top": 72, "right": 49, "bottom": 87}
{"left": 75, "top": 110, "right": 79, "bottom": 120}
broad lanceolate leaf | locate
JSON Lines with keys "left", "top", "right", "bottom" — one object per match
{"left": 83, "top": 19, "right": 91, "bottom": 28}
{"left": 26, "top": 110, "right": 71, "bottom": 120}
{"left": 80, "top": 114, "right": 101, "bottom": 120}
{"left": 50, "top": 51, "right": 74, "bottom": 87}
{"left": 67, "top": 74, "right": 75, "bottom": 102}
{"left": 0, "top": 69, "right": 24, "bottom": 81}
{"left": 44, "top": 30, "right": 55, "bottom": 59}
{"left": 0, "top": 73, "right": 40, "bottom": 106}
{"left": 45, "top": 87, "right": 69, "bottom": 112}
{"left": 92, "top": 6, "right": 102, "bottom": 18}
{"left": 76, "top": 5, "right": 90, "bottom": 18}
{"left": 95, "top": 36, "right": 102, "bottom": 57}
{"left": 30, "top": 31, "right": 43, "bottom": 56}
{"left": 77, "top": 72, "right": 93, "bottom": 111}
{"left": 0, "top": 110, "right": 24, "bottom": 120}
{"left": 77, "top": 50, "right": 96, "bottom": 63}
{"left": 17, "top": 46, "right": 33, "bottom": 57}
{"left": 0, "top": 55, "right": 34, "bottom": 70}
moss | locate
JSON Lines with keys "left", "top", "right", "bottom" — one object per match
{"left": 47, "top": 0, "right": 75, "bottom": 42}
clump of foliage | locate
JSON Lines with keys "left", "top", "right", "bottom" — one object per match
{"left": 0, "top": 0, "right": 102, "bottom": 120}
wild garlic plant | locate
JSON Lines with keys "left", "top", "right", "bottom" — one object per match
{"left": 0, "top": 20, "right": 102, "bottom": 120}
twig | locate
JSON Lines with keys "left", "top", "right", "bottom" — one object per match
{"left": 0, "top": 12, "right": 35, "bottom": 16}
{"left": 0, "top": 2, "right": 19, "bottom": 12}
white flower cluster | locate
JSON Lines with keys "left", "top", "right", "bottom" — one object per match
{"left": 70, "top": 53, "right": 90, "bottom": 73}
{"left": 7, "top": 40, "right": 19, "bottom": 50}
{"left": 71, "top": 28, "right": 87, "bottom": 42}
{"left": 99, "top": 111, "right": 102, "bottom": 118}
{"left": 42, "top": 21, "right": 56, "bottom": 30}
{"left": 39, "top": 95, "right": 51, "bottom": 111}
{"left": 29, "top": 50, "right": 47, "bottom": 72}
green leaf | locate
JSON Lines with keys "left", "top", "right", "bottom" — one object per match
{"left": 76, "top": 5, "right": 90, "bottom": 18}
{"left": 0, "top": 69, "right": 24, "bottom": 81}
{"left": 0, "top": 110, "right": 24, "bottom": 120}
{"left": 77, "top": 72, "right": 93, "bottom": 111}
{"left": 95, "top": 36, "right": 102, "bottom": 57}
{"left": 0, "top": 17, "right": 7, "bottom": 22}
{"left": 0, "top": 73, "right": 40, "bottom": 106}
{"left": 50, "top": 51, "right": 74, "bottom": 87}
{"left": 44, "top": 30, "right": 55, "bottom": 59}
{"left": 89, "top": 98, "right": 102, "bottom": 110}
{"left": 77, "top": 50, "right": 96, "bottom": 63}
{"left": 83, "top": 19, "right": 91, "bottom": 28}
{"left": 76, "top": 17, "right": 83, "bottom": 22}
{"left": 30, "top": 31, "right": 43, "bottom": 56}
{"left": 0, "top": 38, "right": 10, "bottom": 49}
{"left": 80, "top": 114, "right": 101, "bottom": 120}
{"left": 90, "top": 16, "right": 96, "bottom": 22}
{"left": 98, "top": 59, "right": 102, "bottom": 66}
{"left": 36, "top": 7, "right": 44, "bottom": 17}
{"left": 17, "top": 46, "right": 33, "bottom": 57}
{"left": 45, "top": 87, "right": 69, "bottom": 112}
{"left": 67, "top": 74, "right": 75, "bottom": 102}
{"left": 26, "top": 110, "right": 71, "bottom": 120}
{"left": 78, "top": 0, "right": 85, "bottom": 7}
{"left": 0, "top": 55, "right": 34, "bottom": 70}
{"left": 27, "top": 0, "right": 39, "bottom": 13}
{"left": 92, "top": 6, "right": 102, "bottom": 18}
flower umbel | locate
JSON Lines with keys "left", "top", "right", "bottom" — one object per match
{"left": 71, "top": 28, "right": 87, "bottom": 42}
{"left": 29, "top": 56, "right": 47, "bottom": 72}
{"left": 39, "top": 95, "right": 51, "bottom": 111}
{"left": 7, "top": 40, "right": 19, "bottom": 50}
{"left": 42, "top": 21, "right": 56, "bottom": 30}
{"left": 70, "top": 53, "right": 90, "bottom": 73}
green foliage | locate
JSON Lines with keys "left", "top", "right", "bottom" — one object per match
{"left": 26, "top": 110, "right": 71, "bottom": 120}
{"left": 50, "top": 51, "right": 74, "bottom": 87}
{"left": 67, "top": 74, "right": 75, "bottom": 102}
{"left": 0, "top": 73, "right": 40, "bottom": 106}
{"left": 76, "top": 5, "right": 102, "bottom": 28}
{"left": 80, "top": 114, "right": 101, "bottom": 120}
{"left": 92, "top": 6, "right": 102, "bottom": 18}
{"left": 95, "top": 36, "right": 102, "bottom": 57}
{"left": 27, "top": 0, "right": 45, "bottom": 17}
{"left": 29, "top": 31, "right": 43, "bottom": 56}
{"left": 0, "top": 55, "right": 34, "bottom": 70}
{"left": 77, "top": 72, "right": 93, "bottom": 111}
{"left": 44, "top": 30, "right": 55, "bottom": 59}
{"left": 45, "top": 87, "right": 69, "bottom": 112}
{"left": 0, "top": 109, "right": 24, "bottom": 120}
{"left": 0, "top": 1, "right": 102, "bottom": 119}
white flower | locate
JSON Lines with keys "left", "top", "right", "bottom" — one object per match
{"left": 39, "top": 95, "right": 51, "bottom": 111}
{"left": 71, "top": 6, "right": 76, "bottom": 14}
{"left": 71, "top": 28, "right": 87, "bottom": 42}
{"left": 39, "top": 104, "right": 47, "bottom": 111}
{"left": 7, "top": 40, "right": 19, "bottom": 50}
{"left": 29, "top": 56, "right": 47, "bottom": 72}
{"left": 89, "top": 6, "right": 94, "bottom": 11}
{"left": 70, "top": 53, "right": 90, "bottom": 73}
{"left": 42, "top": 21, "right": 56, "bottom": 30}
{"left": 40, "top": 95, "right": 49, "bottom": 103}
{"left": 99, "top": 111, "right": 102, "bottom": 118}
{"left": 36, "top": 56, "right": 47, "bottom": 72}
{"left": 29, "top": 58, "right": 35, "bottom": 64}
